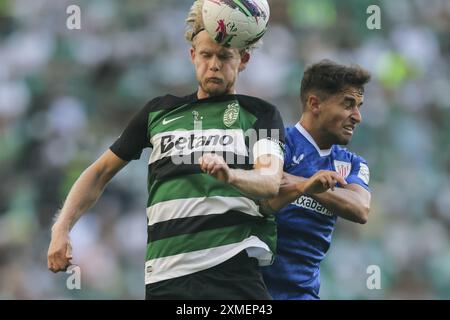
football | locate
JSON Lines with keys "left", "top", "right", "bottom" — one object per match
{"left": 202, "top": 0, "right": 270, "bottom": 49}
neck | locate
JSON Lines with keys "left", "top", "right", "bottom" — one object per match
{"left": 299, "top": 117, "right": 332, "bottom": 150}
{"left": 197, "top": 88, "right": 209, "bottom": 100}
{"left": 197, "top": 86, "right": 236, "bottom": 100}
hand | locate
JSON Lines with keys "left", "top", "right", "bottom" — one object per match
{"left": 301, "top": 170, "right": 347, "bottom": 194}
{"left": 47, "top": 229, "right": 73, "bottom": 273}
{"left": 281, "top": 172, "right": 307, "bottom": 189}
{"left": 199, "top": 153, "right": 233, "bottom": 183}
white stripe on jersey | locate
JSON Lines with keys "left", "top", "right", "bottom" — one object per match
{"left": 146, "top": 196, "right": 262, "bottom": 226}
{"left": 144, "top": 236, "right": 271, "bottom": 284}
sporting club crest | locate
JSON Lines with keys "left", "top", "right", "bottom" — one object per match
{"left": 223, "top": 102, "right": 240, "bottom": 127}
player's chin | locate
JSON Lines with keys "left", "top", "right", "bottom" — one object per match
{"left": 204, "top": 83, "right": 227, "bottom": 96}
{"left": 337, "top": 133, "right": 352, "bottom": 145}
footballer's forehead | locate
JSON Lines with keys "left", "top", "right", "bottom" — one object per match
{"left": 193, "top": 31, "right": 239, "bottom": 56}
{"left": 340, "top": 86, "right": 364, "bottom": 101}
{"left": 329, "top": 86, "right": 364, "bottom": 106}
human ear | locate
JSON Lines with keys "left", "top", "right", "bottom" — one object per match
{"left": 190, "top": 47, "right": 196, "bottom": 65}
{"left": 238, "top": 52, "right": 250, "bottom": 72}
{"left": 308, "top": 95, "right": 321, "bottom": 115}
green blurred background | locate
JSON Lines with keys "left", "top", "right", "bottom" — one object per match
{"left": 1, "top": 0, "right": 450, "bottom": 299}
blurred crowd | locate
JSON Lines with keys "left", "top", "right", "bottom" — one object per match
{"left": 1, "top": 0, "right": 450, "bottom": 299}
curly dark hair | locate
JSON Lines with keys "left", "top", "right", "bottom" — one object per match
{"left": 300, "top": 59, "right": 371, "bottom": 108}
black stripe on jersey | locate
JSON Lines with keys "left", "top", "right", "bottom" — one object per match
{"left": 147, "top": 211, "right": 264, "bottom": 242}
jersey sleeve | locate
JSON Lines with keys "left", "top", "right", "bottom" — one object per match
{"left": 251, "top": 105, "right": 286, "bottom": 163}
{"left": 346, "top": 155, "right": 370, "bottom": 191}
{"left": 109, "top": 98, "right": 159, "bottom": 161}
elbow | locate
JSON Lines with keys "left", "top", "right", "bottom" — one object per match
{"left": 357, "top": 206, "right": 370, "bottom": 224}
{"left": 266, "top": 189, "right": 279, "bottom": 198}
{"left": 357, "top": 216, "right": 368, "bottom": 225}
{"left": 264, "top": 183, "right": 280, "bottom": 198}
{"left": 263, "top": 177, "right": 281, "bottom": 198}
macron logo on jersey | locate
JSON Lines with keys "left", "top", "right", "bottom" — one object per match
{"left": 292, "top": 154, "right": 304, "bottom": 165}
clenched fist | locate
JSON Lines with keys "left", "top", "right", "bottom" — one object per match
{"left": 47, "top": 229, "right": 73, "bottom": 273}
{"left": 299, "top": 170, "right": 347, "bottom": 194}
{"left": 199, "top": 153, "right": 234, "bottom": 183}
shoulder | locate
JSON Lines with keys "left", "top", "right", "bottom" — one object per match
{"left": 283, "top": 126, "right": 296, "bottom": 145}
{"left": 332, "top": 145, "right": 369, "bottom": 167}
{"left": 144, "top": 93, "right": 196, "bottom": 113}
{"left": 284, "top": 126, "right": 297, "bottom": 140}
{"left": 285, "top": 125, "right": 312, "bottom": 148}
{"left": 235, "top": 94, "right": 279, "bottom": 116}
{"left": 333, "top": 146, "right": 370, "bottom": 187}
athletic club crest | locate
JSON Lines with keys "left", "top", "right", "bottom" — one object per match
{"left": 334, "top": 160, "right": 351, "bottom": 179}
{"left": 223, "top": 102, "right": 239, "bottom": 127}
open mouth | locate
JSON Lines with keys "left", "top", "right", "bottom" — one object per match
{"left": 343, "top": 125, "right": 354, "bottom": 135}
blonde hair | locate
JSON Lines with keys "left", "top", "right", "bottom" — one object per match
{"left": 185, "top": 0, "right": 205, "bottom": 44}
{"left": 185, "top": 0, "right": 260, "bottom": 53}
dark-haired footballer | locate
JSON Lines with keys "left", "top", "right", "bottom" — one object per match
{"left": 261, "top": 60, "right": 372, "bottom": 300}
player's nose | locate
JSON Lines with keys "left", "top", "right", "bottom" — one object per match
{"left": 209, "top": 56, "right": 221, "bottom": 72}
{"left": 351, "top": 108, "right": 362, "bottom": 124}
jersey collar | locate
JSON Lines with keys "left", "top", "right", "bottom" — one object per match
{"left": 295, "top": 123, "right": 332, "bottom": 157}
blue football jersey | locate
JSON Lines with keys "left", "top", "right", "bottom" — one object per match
{"left": 262, "top": 123, "right": 370, "bottom": 300}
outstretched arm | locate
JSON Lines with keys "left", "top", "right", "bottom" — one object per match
{"left": 311, "top": 183, "right": 370, "bottom": 224}
{"left": 47, "top": 149, "right": 128, "bottom": 272}
{"left": 199, "top": 153, "right": 283, "bottom": 199}
{"left": 262, "top": 171, "right": 370, "bottom": 224}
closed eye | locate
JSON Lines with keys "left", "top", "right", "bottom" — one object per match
{"left": 343, "top": 97, "right": 356, "bottom": 109}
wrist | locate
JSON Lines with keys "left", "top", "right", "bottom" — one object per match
{"left": 227, "top": 168, "right": 237, "bottom": 185}
{"left": 295, "top": 178, "right": 308, "bottom": 195}
{"left": 51, "top": 221, "right": 70, "bottom": 235}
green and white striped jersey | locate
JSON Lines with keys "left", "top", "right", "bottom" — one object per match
{"left": 110, "top": 92, "right": 285, "bottom": 284}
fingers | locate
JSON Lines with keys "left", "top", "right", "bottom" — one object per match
{"left": 306, "top": 170, "right": 349, "bottom": 194}
{"left": 48, "top": 253, "right": 71, "bottom": 272}
{"left": 66, "top": 242, "right": 73, "bottom": 259}
{"left": 48, "top": 241, "right": 73, "bottom": 273}
{"left": 334, "top": 174, "right": 348, "bottom": 187}
{"left": 199, "top": 154, "right": 230, "bottom": 182}
{"left": 48, "top": 252, "right": 72, "bottom": 273}
{"left": 327, "top": 172, "right": 348, "bottom": 190}
{"left": 325, "top": 173, "right": 339, "bottom": 191}
{"left": 199, "top": 154, "right": 225, "bottom": 173}
{"left": 210, "top": 163, "right": 224, "bottom": 175}
{"left": 323, "top": 175, "right": 334, "bottom": 191}
{"left": 317, "top": 172, "right": 342, "bottom": 191}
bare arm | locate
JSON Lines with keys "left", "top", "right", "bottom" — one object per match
{"left": 262, "top": 171, "right": 371, "bottom": 224}
{"left": 262, "top": 170, "right": 346, "bottom": 213}
{"left": 47, "top": 149, "right": 128, "bottom": 272}
{"left": 311, "top": 183, "right": 371, "bottom": 224}
{"left": 199, "top": 153, "right": 283, "bottom": 199}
